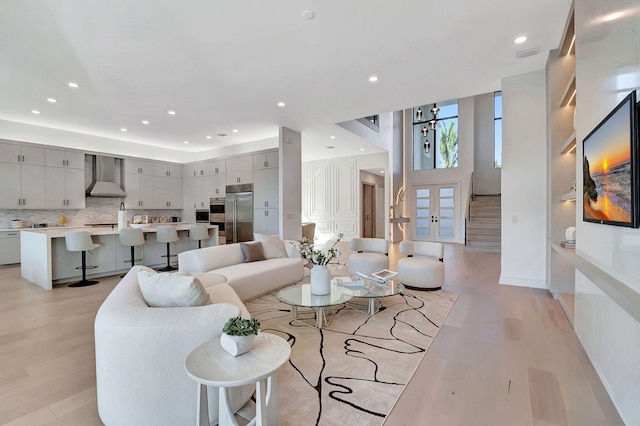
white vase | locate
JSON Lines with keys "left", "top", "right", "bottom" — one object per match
{"left": 310, "top": 264, "right": 331, "bottom": 295}
{"left": 220, "top": 332, "right": 256, "bottom": 357}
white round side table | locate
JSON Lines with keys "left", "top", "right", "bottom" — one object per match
{"left": 185, "top": 333, "right": 290, "bottom": 426}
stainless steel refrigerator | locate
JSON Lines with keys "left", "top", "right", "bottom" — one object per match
{"left": 225, "top": 184, "right": 253, "bottom": 244}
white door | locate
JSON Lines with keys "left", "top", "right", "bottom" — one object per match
{"left": 413, "top": 184, "right": 458, "bottom": 242}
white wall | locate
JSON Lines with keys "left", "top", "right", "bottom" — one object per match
{"left": 473, "top": 93, "right": 501, "bottom": 194}
{"left": 500, "top": 70, "right": 548, "bottom": 288}
{"left": 279, "top": 127, "right": 302, "bottom": 240}
{"left": 574, "top": 0, "right": 640, "bottom": 422}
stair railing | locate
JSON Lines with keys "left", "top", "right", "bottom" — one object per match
{"left": 464, "top": 172, "right": 474, "bottom": 246}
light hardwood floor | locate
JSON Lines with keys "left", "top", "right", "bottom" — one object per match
{"left": 0, "top": 244, "right": 623, "bottom": 425}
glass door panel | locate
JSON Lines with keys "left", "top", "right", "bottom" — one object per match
{"left": 413, "top": 184, "right": 458, "bottom": 242}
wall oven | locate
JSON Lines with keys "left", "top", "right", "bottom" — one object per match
{"left": 210, "top": 197, "right": 226, "bottom": 239}
{"left": 195, "top": 210, "right": 210, "bottom": 223}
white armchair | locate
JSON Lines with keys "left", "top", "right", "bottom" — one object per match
{"left": 397, "top": 240, "right": 445, "bottom": 290}
{"left": 348, "top": 238, "right": 390, "bottom": 275}
{"left": 94, "top": 266, "right": 253, "bottom": 426}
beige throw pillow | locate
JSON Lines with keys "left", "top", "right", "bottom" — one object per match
{"left": 240, "top": 241, "right": 266, "bottom": 263}
{"left": 137, "top": 268, "right": 211, "bottom": 307}
{"left": 254, "top": 233, "right": 287, "bottom": 259}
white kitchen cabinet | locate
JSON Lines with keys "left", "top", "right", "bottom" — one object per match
{"left": 0, "top": 163, "right": 21, "bottom": 208}
{"left": 210, "top": 159, "right": 225, "bottom": 176}
{"left": 153, "top": 176, "right": 182, "bottom": 209}
{"left": 253, "top": 168, "right": 278, "bottom": 209}
{"left": 45, "top": 167, "right": 86, "bottom": 209}
{"left": 210, "top": 174, "right": 225, "bottom": 197}
{"left": 19, "top": 165, "right": 46, "bottom": 208}
{"left": 0, "top": 142, "right": 45, "bottom": 165}
{"left": 254, "top": 208, "right": 279, "bottom": 235}
{"left": 153, "top": 162, "right": 182, "bottom": 178}
{"left": 0, "top": 142, "right": 46, "bottom": 208}
{"left": 45, "top": 148, "right": 85, "bottom": 169}
{"left": 0, "top": 231, "right": 21, "bottom": 265}
{"left": 125, "top": 158, "right": 154, "bottom": 176}
{"left": 124, "top": 173, "right": 154, "bottom": 209}
{"left": 254, "top": 151, "right": 278, "bottom": 170}
{"left": 226, "top": 156, "right": 253, "bottom": 185}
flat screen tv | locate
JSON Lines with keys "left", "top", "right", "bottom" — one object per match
{"left": 582, "top": 91, "right": 638, "bottom": 228}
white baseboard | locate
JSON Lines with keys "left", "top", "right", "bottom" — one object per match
{"left": 499, "top": 274, "right": 547, "bottom": 289}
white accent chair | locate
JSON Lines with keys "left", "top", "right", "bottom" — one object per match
{"left": 189, "top": 225, "right": 209, "bottom": 249}
{"left": 118, "top": 228, "right": 145, "bottom": 276}
{"left": 64, "top": 230, "right": 101, "bottom": 287}
{"left": 397, "top": 240, "right": 445, "bottom": 290}
{"left": 348, "top": 238, "right": 389, "bottom": 276}
{"left": 156, "top": 226, "right": 179, "bottom": 271}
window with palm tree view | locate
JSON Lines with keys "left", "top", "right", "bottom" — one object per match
{"left": 413, "top": 99, "right": 458, "bottom": 170}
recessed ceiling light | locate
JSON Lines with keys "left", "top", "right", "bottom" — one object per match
{"left": 47, "top": 98, "right": 56, "bottom": 103}
{"left": 168, "top": 110, "right": 176, "bottom": 115}
{"left": 302, "top": 10, "right": 315, "bottom": 20}
{"left": 68, "top": 82, "right": 79, "bottom": 88}
{"left": 183, "top": 141, "right": 189, "bottom": 144}
{"left": 515, "top": 36, "right": 527, "bottom": 44}
{"left": 360, "top": 148, "right": 365, "bottom": 151}
{"left": 206, "top": 135, "right": 212, "bottom": 139}
{"left": 330, "top": 135, "right": 336, "bottom": 139}
{"left": 326, "top": 146, "right": 335, "bottom": 149}
{"left": 232, "top": 129, "right": 239, "bottom": 133}
{"left": 277, "top": 102, "right": 285, "bottom": 107}
{"left": 368, "top": 75, "right": 379, "bottom": 83}
{"left": 380, "top": 170, "right": 384, "bottom": 174}
{"left": 31, "top": 110, "right": 40, "bottom": 114}
{"left": 120, "top": 128, "right": 127, "bottom": 132}
{"left": 142, "top": 120, "right": 149, "bottom": 125}
{"left": 604, "top": 11, "right": 623, "bottom": 21}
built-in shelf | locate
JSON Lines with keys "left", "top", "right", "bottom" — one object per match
{"left": 561, "top": 191, "right": 576, "bottom": 201}
{"left": 551, "top": 243, "right": 640, "bottom": 324}
{"left": 560, "top": 72, "right": 576, "bottom": 107}
{"left": 560, "top": 131, "right": 576, "bottom": 154}
{"left": 390, "top": 217, "right": 410, "bottom": 224}
{"left": 559, "top": 9, "right": 575, "bottom": 56}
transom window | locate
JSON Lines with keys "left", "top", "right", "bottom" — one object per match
{"left": 494, "top": 91, "right": 502, "bottom": 168}
{"left": 412, "top": 99, "right": 459, "bottom": 170}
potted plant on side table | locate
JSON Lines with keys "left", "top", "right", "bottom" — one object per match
{"left": 220, "top": 316, "right": 260, "bottom": 356}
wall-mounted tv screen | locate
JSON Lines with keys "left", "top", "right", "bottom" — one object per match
{"left": 582, "top": 91, "right": 638, "bottom": 228}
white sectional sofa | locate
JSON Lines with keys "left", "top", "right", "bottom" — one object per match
{"left": 94, "top": 266, "right": 253, "bottom": 426}
{"left": 178, "top": 240, "right": 305, "bottom": 301}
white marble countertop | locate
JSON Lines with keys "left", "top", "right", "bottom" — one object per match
{"left": 16, "top": 223, "right": 217, "bottom": 238}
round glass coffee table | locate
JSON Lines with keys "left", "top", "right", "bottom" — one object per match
{"left": 276, "top": 284, "right": 353, "bottom": 329}
{"left": 346, "top": 278, "right": 405, "bottom": 316}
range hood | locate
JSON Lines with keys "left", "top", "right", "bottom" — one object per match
{"left": 86, "top": 155, "right": 127, "bottom": 197}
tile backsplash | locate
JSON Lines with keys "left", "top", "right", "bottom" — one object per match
{"left": 0, "top": 198, "right": 183, "bottom": 229}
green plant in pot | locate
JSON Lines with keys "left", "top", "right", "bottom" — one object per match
{"left": 220, "top": 316, "right": 260, "bottom": 356}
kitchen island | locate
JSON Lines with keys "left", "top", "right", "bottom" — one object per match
{"left": 21, "top": 224, "right": 218, "bottom": 290}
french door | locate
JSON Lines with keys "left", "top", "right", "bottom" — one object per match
{"left": 413, "top": 183, "right": 459, "bottom": 242}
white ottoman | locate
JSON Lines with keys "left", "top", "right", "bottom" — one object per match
{"left": 347, "top": 238, "right": 390, "bottom": 276}
{"left": 397, "top": 240, "right": 445, "bottom": 290}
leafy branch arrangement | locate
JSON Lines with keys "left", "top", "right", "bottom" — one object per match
{"left": 291, "top": 233, "right": 343, "bottom": 266}
{"left": 222, "top": 316, "right": 260, "bottom": 336}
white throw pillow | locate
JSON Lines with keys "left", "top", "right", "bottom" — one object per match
{"left": 254, "top": 233, "right": 287, "bottom": 259}
{"left": 137, "top": 268, "right": 211, "bottom": 307}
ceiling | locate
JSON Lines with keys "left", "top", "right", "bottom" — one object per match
{"left": 0, "top": 1, "right": 571, "bottom": 162}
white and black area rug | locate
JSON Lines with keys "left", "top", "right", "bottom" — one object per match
{"left": 245, "top": 287, "right": 457, "bottom": 425}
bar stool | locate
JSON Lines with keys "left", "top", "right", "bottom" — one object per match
{"left": 189, "top": 225, "right": 209, "bottom": 249}
{"left": 64, "top": 231, "right": 101, "bottom": 287}
{"left": 156, "top": 226, "right": 179, "bottom": 271}
{"left": 119, "top": 228, "right": 146, "bottom": 277}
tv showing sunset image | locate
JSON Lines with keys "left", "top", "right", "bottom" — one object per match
{"left": 582, "top": 91, "right": 638, "bottom": 227}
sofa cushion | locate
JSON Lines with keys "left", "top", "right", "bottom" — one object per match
{"left": 137, "top": 268, "right": 211, "bottom": 307}
{"left": 254, "top": 233, "right": 288, "bottom": 259}
{"left": 240, "top": 241, "right": 266, "bottom": 262}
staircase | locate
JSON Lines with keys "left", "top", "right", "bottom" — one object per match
{"left": 465, "top": 195, "right": 501, "bottom": 253}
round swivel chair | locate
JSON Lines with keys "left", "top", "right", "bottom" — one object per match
{"left": 156, "top": 226, "right": 179, "bottom": 271}
{"left": 189, "top": 225, "right": 209, "bottom": 249}
{"left": 64, "top": 231, "right": 102, "bottom": 287}
{"left": 348, "top": 238, "right": 390, "bottom": 276}
{"left": 118, "top": 228, "right": 146, "bottom": 277}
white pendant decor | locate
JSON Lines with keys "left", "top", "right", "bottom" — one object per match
{"left": 220, "top": 333, "right": 256, "bottom": 357}
{"left": 310, "top": 264, "right": 331, "bottom": 295}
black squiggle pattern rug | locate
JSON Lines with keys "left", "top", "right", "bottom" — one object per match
{"left": 245, "top": 287, "right": 457, "bottom": 425}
